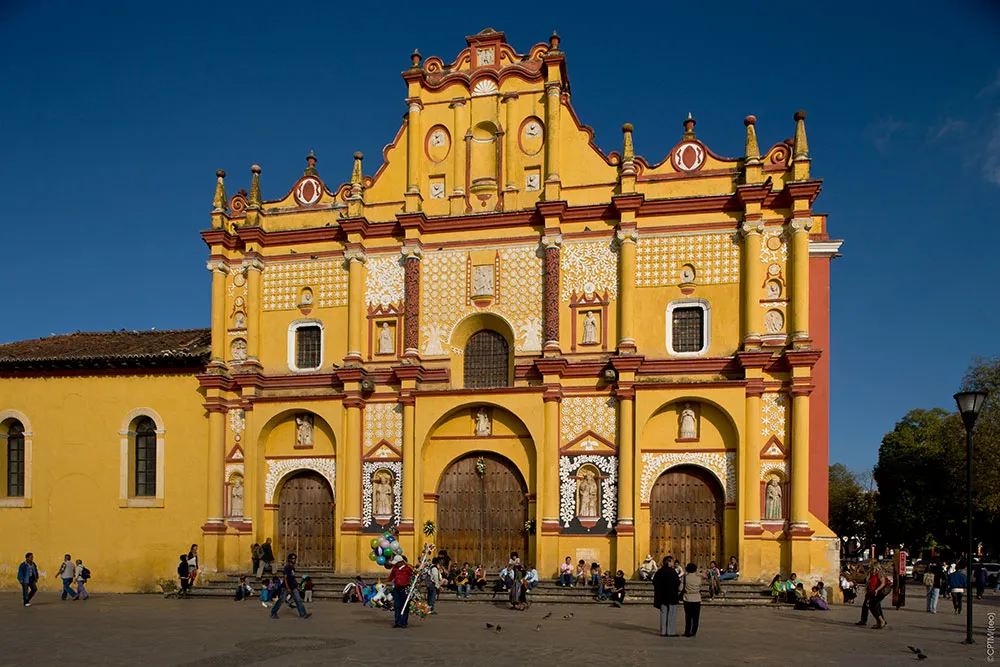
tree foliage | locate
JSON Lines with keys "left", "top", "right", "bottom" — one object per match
{"left": 828, "top": 463, "right": 876, "bottom": 549}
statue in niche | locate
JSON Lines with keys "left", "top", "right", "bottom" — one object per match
{"left": 231, "top": 339, "right": 247, "bottom": 361}
{"left": 765, "top": 477, "right": 783, "bottom": 520}
{"left": 373, "top": 470, "right": 395, "bottom": 517}
{"left": 765, "top": 309, "right": 784, "bottom": 334}
{"left": 679, "top": 403, "right": 697, "bottom": 439}
{"left": 296, "top": 413, "right": 314, "bottom": 448}
{"left": 472, "top": 265, "right": 494, "bottom": 297}
{"left": 577, "top": 468, "right": 600, "bottom": 518}
{"left": 474, "top": 408, "right": 491, "bottom": 436}
{"left": 233, "top": 312, "right": 246, "bottom": 330}
{"left": 378, "top": 322, "right": 394, "bottom": 354}
{"left": 765, "top": 280, "right": 782, "bottom": 299}
{"left": 229, "top": 475, "right": 244, "bottom": 517}
{"left": 301, "top": 288, "right": 313, "bottom": 305}
{"left": 520, "top": 317, "right": 542, "bottom": 352}
{"left": 582, "top": 312, "right": 598, "bottom": 344}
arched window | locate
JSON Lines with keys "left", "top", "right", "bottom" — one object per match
{"left": 464, "top": 329, "right": 509, "bottom": 389}
{"left": 134, "top": 417, "right": 157, "bottom": 497}
{"left": 6, "top": 421, "right": 24, "bottom": 498}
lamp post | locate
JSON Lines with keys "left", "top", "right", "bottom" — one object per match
{"left": 954, "top": 390, "right": 988, "bottom": 646}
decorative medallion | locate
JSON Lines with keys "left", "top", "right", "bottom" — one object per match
{"left": 472, "top": 79, "right": 499, "bottom": 97}
{"left": 520, "top": 117, "right": 545, "bottom": 156}
{"left": 671, "top": 141, "right": 706, "bottom": 172}
{"left": 294, "top": 177, "right": 323, "bottom": 206}
{"left": 425, "top": 126, "right": 450, "bottom": 163}
{"left": 476, "top": 47, "right": 495, "bottom": 66}
{"left": 525, "top": 173, "right": 540, "bottom": 191}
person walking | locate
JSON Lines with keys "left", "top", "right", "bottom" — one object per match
{"left": 869, "top": 566, "right": 889, "bottom": 629}
{"left": 57, "top": 554, "right": 76, "bottom": 601}
{"left": 950, "top": 565, "right": 968, "bottom": 615}
{"left": 975, "top": 563, "right": 987, "bottom": 600}
{"left": 260, "top": 538, "right": 275, "bottom": 577}
{"left": 74, "top": 559, "right": 90, "bottom": 600}
{"left": 270, "top": 553, "right": 311, "bottom": 620}
{"left": 426, "top": 558, "right": 441, "bottom": 614}
{"left": 925, "top": 562, "right": 942, "bottom": 613}
{"left": 388, "top": 555, "right": 414, "bottom": 628}
{"left": 17, "top": 552, "right": 39, "bottom": 607}
{"left": 653, "top": 555, "right": 681, "bottom": 637}
{"left": 250, "top": 542, "right": 262, "bottom": 576}
{"left": 681, "top": 562, "right": 702, "bottom": 637}
{"left": 186, "top": 545, "right": 200, "bottom": 588}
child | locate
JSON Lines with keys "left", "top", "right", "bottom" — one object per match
{"left": 590, "top": 562, "right": 601, "bottom": 587}
{"left": 177, "top": 554, "right": 190, "bottom": 598}
{"left": 234, "top": 575, "right": 253, "bottom": 601}
{"left": 259, "top": 577, "right": 272, "bottom": 606}
{"left": 575, "top": 559, "right": 587, "bottom": 587}
{"left": 769, "top": 574, "right": 783, "bottom": 603}
{"left": 74, "top": 559, "right": 90, "bottom": 600}
{"left": 301, "top": 574, "right": 314, "bottom": 603}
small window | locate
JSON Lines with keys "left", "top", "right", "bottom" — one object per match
{"left": 464, "top": 329, "right": 509, "bottom": 389}
{"left": 296, "top": 326, "right": 322, "bottom": 369}
{"left": 134, "top": 417, "right": 157, "bottom": 497}
{"left": 7, "top": 421, "right": 24, "bottom": 497}
{"left": 672, "top": 307, "right": 704, "bottom": 352}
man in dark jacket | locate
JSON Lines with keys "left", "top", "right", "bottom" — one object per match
{"left": 260, "top": 538, "right": 275, "bottom": 576}
{"left": 652, "top": 555, "right": 681, "bottom": 636}
{"left": 17, "top": 552, "right": 39, "bottom": 607}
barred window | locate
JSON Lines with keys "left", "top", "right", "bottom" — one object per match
{"left": 464, "top": 330, "right": 509, "bottom": 389}
{"left": 6, "top": 421, "right": 24, "bottom": 497}
{"left": 296, "top": 325, "right": 322, "bottom": 369}
{"left": 671, "top": 306, "right": 705, "bottom": 353}
{"left": 134, "top": 418, "right": 157, "bottom": 498}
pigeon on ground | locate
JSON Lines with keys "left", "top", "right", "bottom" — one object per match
{"left": 485, "top": 623, "right": 494, "bottom": 629}
{"left": 535, "top": 624, "right": 542, "bottom": 631}
{"left": 918, "top": 654, "right": 928, "bottom": 661}
{"left": 542, "top": 612, "right": 552, "bottom": 619}
{"left": 907, "top": 647, "right": 923, "bottom": 655}
{"left": 495, "top": 625, "right": 502, "bottom": 633}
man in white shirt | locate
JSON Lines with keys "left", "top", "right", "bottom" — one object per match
{"left": 560, "top": 556, "right": 574, "bottom": 587}
{"left": 525, "top": 565, "right": 539, "bottom": 590}
{"left": 57, "top": 554, "right": 76, "bottom": 601}
{"left": 426, "top": 558, "right": 442, "bottom": 614}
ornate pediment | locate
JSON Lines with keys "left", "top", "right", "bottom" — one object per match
{"left": 363, "top": 440, "right": 402, "bottom": 462}
{"left": 560, "top": 430, "right": 616, "bottom": 455}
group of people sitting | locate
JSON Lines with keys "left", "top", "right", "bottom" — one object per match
{"left": 769, "top": 573, "right": 829, "bottom": 610}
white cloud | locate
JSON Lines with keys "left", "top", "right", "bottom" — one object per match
{"left": 863, "top": 117, "right": 907, "bottom": 154}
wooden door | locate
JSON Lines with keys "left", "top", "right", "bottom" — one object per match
{"left": 437, "top": 453, "right": 528, "bottom": 570}
{"left": 649, "top": 466, "right": 723, "bottom": 569}
{"left": 277, "top": 472, "right": 335, "bottom": 568}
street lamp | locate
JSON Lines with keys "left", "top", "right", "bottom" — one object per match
{"left": 954, "top": 390, "right": 988, "bottom": 645}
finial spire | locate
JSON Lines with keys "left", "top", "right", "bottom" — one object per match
{"left": 410, "top": 49, "right": 422, "bottom": 70}
{"left": 549, "top": 30, "right": 561, "bottom": 52}
{"left": 247, "top": 164, "right": 262, "bottom": 209}
{"left": 212, "top": 170, "right": 227, "bottom": 211}
{"left": 744, "top": 116, "right": 760, "bottom": 164}
{"left": 682, "top": 113, "right": 697, "bottom": 140}
{"left": 351, "top": 152, "right": 364, "bottom": 186}
{"left": 793, "top": 110, "right": 809, "bottom": 160}
{"left": 622, "top": 123, "right": 634, "bottom": 162}
{"left": 348, "top": 152, "right": 364, "bottom": 217}
{"left": 304, "top": 150, "right": 318, "bottom": 177}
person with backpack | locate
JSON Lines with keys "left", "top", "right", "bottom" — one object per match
{"left": 74, "top": 559, "right": 90, "bottom": 600}
{"left": 177, "top": 554, "right": 191, "bottom": 598}
{"left": 57, "top": 554, "right": 76, "bottom": 601}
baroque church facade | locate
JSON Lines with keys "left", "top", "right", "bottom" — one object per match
{"left": 0, "top": 30, "right": 843, "bottom": 591}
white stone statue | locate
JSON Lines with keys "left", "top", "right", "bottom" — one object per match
{"left": 373, "top": 470, "right": 394, "bottom": 517}
{"left": 765, "top": 477, "right": 783, "bottom": 520}
{"left": 765, "top": 309, "right": 784, "bottom": 334}
{"left": 231, "top": 339, "right": 247, "bottom": 361}
{"left": 765, "top": 280, "right": 782, "bottom": 299}
{"left": 525, "top": 173, "right": 540, "bottom": 191}
{"left": 679, "top": 403, "right": 697, "bottom": 439}
{"left": 233, "top": 312, "right": 246, "bottom": 330}
{"left": 230, "top": 476, "right": 244, "bottom": 517}
{"left": 520, "top": 317, "right": 542, "bottom": 352}
{"left": 429, "top": 130, "right": 446, "bottom": 147}
{"left": 525, "top": 121, "right": 542, "bottom": 138}
{"left": 423, "top": 324, "right": 446, "bottom": 356}
{"left": 582, "top": 312, "right": 598, "bottom": 344}
{"left": 474, "top": 407, "right": 491, "bottom": 436}
{"left": 296, "top": 413, "right": 314, "bottom": 448}
{"left": 577, "top": 469, "right": 599, "bottom": 518}
{"left": 301, "top": 288, "right": 313, "bottom": 305}
{"left": 378, "top": 322, "right": 394, "bottom": 354}
{"left": 472, "top": 265, "right": 494, "bottom": 297}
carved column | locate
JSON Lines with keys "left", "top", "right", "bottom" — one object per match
{"left": 345, "top": 247, "right": 367, "bottom": 363}
{"left": 502, "top": 93, "right": 519, "bottom": 193}
{"left": 449, "top": 100, "right": 467, "bottom": 215}
{"left": 616, "top": 387, "right": 635, "bottom": 536}
{"left": 743, "top": 387, "right": 763, "bottom": 528}
{"left": 402, "top": 244, "right": 422, "bottom": 357}
{"left": 207, "top": 260, "right": 229, "bottom": 365}
{"left": 242, "top": 256, "right": 264, "bottom": 367}
{"left": 740, "top": 222, "right": 764, "bottom": 346}
{"left": 542, "top": 233, "right": 562, "bottom": 352}
{"left": 343, "top": 397, "right": 363, "bottom": 529}
{"left": 790, "top": 388, "right": 811, "bottom": 531}
{"left": 206, "top": 405, "right": 226, "bottom": 525}
{"left": 405, "top": 99, "right": 423, "bottom": 212}
{"left": 541, "top": 390, "right": 562, "bottom": 532}
{"left": 789, "top": 217, "right": 812, "bottom": 341}
{"left": 544, "top": 82, "right": 561, "bottom": 190}
{"left": 616, "top": 228, "right": 638, "bottom": 354}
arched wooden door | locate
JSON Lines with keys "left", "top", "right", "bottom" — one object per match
{"left": 277, "top": 472, "right": 335, "bottom": 568}
{"left": 649, "top": 466, "right": 723, "bottom": 569}
{"left": 437, "top": 453, "right": 528, "bottom": 570}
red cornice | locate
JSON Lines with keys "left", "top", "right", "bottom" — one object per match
{"left": 783, "top": 180, "right": 823, "bottom": 206}
{"left": 637, "top": 357, "right": 738, "bottom": 376}
{"left": 735, "top": 181, "right": 774, "bottom": 207}
{"left": 785, "top": 349, "right": 823, "bottom": 368}
{"left": 612, "top": 193, "right": 644, "bottom": 213}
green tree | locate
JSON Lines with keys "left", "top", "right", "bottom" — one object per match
{"left": 829, "top": 463, "right": 876, "bottom": 549}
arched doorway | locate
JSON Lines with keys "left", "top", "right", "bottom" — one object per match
{"left": 437, "top": 453, "right": 528, "bottom": 570}
{"left": 649, "top": 465, "right": 723, "bottom": 568}
{"left": 278, "top": 471, "right": 335, "bottom": 568}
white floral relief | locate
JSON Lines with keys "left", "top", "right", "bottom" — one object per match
{"left": 636, "top": 233, "right": 740, "bottom": 286}
{"left": 225, "top": 462, "right": 245, "bottom": 484}
{"left": 362, "top": 461, "right": 402, "bottom": 528}
{"left": 265, "top": 458, "right": 336, "bottom": 504}
{"left": 760, "top": 460, "right": 788, "bottom": 481}
{"left": 640, "top": 451, "right": 736, "bottom": 504}
{"left": 365, "top": 255, "right": 405, "bottom": 307}
{"left": 560, "top": 396, "right": 617, "bottom": 444}
{"left": 559, "top": 455, "right": 619, "bottom": 526}
{"left": 263, "top": 259, "right": 349, "bottom": 311}
{"left": 560, "top": 240, "right": 619, "bottom": 301}
{"left": 419, "top": 246, "right": 543, "bottom": 354}
{"left": 228, "top": 408, "right": 245, "bottom": 435}
{"left": 364, "top": 403, "right": 403, "bottom": 451}
{"left": 759, "top": 227, "right": 789, "bottom": 265}
{"left": 761, "top": 393, "right": 787, "bottom": 440}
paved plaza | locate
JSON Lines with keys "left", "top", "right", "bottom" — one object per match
{"left": 1, "top": 592, "right": 996, "bottom": 666}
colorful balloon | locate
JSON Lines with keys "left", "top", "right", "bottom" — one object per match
{"left": 380, "top": 539, "right": 390, "bottom": 549}
{"left": 368, "top": 551, "right": 377, "bottom": 561}
{"left": 383, "top": 547, "right": 394, "bottom": 557}
{"left": 376, "top": 555, "right": 386, "bottom": 566}
{"left": 370, "top": 538, "right": 380, "bottom": 549}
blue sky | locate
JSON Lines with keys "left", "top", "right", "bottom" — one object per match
{"left": 1, "top": 1, "right": 998, "bottom": 473}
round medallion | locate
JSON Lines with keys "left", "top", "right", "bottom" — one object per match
{"left": 767, "top": 264, "right": 781, "bottom": 277}
{"left": 425, "top": 126, "right": 451, "bottom": 163}
{"left": 583, "top": 281, "right": 596, "bottom": 296}
{"left": 520, "top": 117, "right": 545, "bottom": 156}
{"left": 294, "top": 177, "right": 323, "bottom": 206}
{"left": 233, "top": 273, "right": 246, "bottom": 287}
{"left": 672, "top": 141, "right": 705, "bottom": 172}
{"left": 766, "top": 236, "right": 783, "bottom": 250}
{"left": 680, "top": 266, "right": 696, "bottom": 283}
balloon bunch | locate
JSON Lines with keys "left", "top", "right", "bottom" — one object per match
{"left": 408, "top": 599, "right": 432, "bottom": 619}
{"left": 368, "top": 530, "right": 403, "bottom": 567}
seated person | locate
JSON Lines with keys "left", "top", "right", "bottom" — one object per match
{"left": 455, "top": 563, "right": 471, "bottom": 598}
{"left": 597, "top": 570, "right": 613, "bottom": 600}
{"left": 492, "top": 567, "right": 512, "bottom": 598}
{"left": 808, "top": 584, "right": 830, "bottom": 610}
{"left": 575, "top": 560, "right": 587, "bottom": 587}
{"left": 234, "top": 575, "right": 253, "bottom": 601}
{"left": 474, "top": 565, "right": 488, "bottom": 591}
{"left": 610, "top": 570, "right": 626, "bottom": 607}
{"left": 639, "top": 554, "right": 658, "bottom": 581}
{"left": 840, "top": 572, "right": 857, "bottom": 603}
{"left": 793, "top": 583, "right": 811, "bottom": 610}
{"left": 559, "top": 557, "right": 574, "bottom": 587}
{"left": 525, "top": 565, "right": 539, "bottom": 590}
{"left": 720, "top": 556, "right": 740, "bottom": 581}
{"left": 705, "top": 561, "right": 722, "bottom": 598}
{"left": 590, "top": 562, "right": 601, "bottom": 587}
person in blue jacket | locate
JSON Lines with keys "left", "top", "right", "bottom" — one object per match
{"left": 17, "top": 552, "right": 39, "bottom": 607}
{"left": 949, "top": 566, "right": 968, "bottom": 615}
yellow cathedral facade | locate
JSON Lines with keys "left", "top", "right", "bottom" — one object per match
{"left": 0, "top": 30, "right": 843, "bottom": 592}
